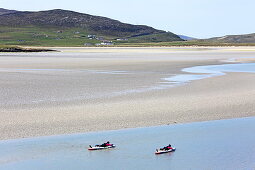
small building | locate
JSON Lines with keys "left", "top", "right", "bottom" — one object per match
{"left": 102, "top": 42, "right": 114, "bottom": 46}
{"left": 87, "top": 35, "right": 97, "bottom": 39}
{"left": 96, "top": 42, "right": 114, "bottom": 46}
{"left": 116, "top": 38, "right": 128, "bottom": 41}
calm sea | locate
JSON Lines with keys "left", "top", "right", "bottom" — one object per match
{"left": 1, "top": 117, "right": 255, "bottom": 170}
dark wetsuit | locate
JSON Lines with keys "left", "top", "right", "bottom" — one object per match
{"left": 101, "top": 143, "right": 107, "bottom": 147}
{"left": 101, "top": 142, "right": 111, "bottom": 147}
{"left": 162, "top": 146, "right": 172, "bottom": 150}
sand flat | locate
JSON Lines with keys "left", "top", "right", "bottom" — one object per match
{"left": 0, "top": 47, "right": 255, "bottom": 140}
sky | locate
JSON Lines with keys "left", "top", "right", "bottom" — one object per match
{"left": 1, "top": 0, "right": 254, "bottom": 38}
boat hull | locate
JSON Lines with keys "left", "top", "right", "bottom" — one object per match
{"left": 155, "top": 148, "right": 176, "bottom": 154}
{"left": 88, "top": 145, "right": 116, "bottom": 150}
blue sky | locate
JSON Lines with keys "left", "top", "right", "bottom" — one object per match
{"left": 1, "top": 0, "right": 254, "bottom": 38}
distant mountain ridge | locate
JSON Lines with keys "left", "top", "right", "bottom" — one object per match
{"left": 0, "top": 8, "right": 17, "bottom": 15}
{"left": 205, "top": 33, "right": 255, "bottom": 43}
{"left": 0, "top": 8, "right": 181, "bottom": 41}
{"left": 178, "top": 35, "right": 196, "bottom": 41}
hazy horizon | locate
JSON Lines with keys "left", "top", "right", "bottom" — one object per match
{"left": 1, "top": 0, "right": 254, "bottom": 38}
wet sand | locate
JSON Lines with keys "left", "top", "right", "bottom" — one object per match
{"left": 1, "top": 47, "right": 255, "bottom": 140}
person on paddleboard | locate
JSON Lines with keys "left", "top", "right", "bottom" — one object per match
{"left": 105, "top": 141, "right": 111, "bottom": 146}
{"left": 101, "top": 141, "right": 111, "bottom": 147}
{"left": 162, "top": 144, "right": 173, "bottom": 150}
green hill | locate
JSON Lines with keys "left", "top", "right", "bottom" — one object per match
{"left": 0, "top": 9, "right": 182, "bottom": 46}
{"left": 204, "top": 33, "right": 255, "bottom": 43}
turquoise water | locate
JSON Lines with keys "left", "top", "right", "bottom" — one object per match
{"left": 1, "top": 117, "right": 255, "bottom": 170}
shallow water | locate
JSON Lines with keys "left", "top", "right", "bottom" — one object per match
{"left": 1, "top": 117, "right": 255, "bottom": 170}
{"left": 1, "top": 63, "right": 255, "bottom": 107}
{"left": 164, "top": 63, "right": 255, "bottom": 84}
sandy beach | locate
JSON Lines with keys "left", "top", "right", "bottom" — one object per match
{"left": 1, "top": 47, "right": 255, "bottom": 140}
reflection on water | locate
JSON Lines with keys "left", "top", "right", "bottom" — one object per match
{"left": 1, "top": 117, "right": 255, "bottom": 170}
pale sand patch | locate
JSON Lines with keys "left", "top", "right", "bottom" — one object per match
{"left": 235, "top": 58, "right": 255, "bottom": 63}
{"left": 1, "top": 47, "right": 255, "bottom": 140}
{"left": 1, "top": 72, "right": 255, "bottom": 140}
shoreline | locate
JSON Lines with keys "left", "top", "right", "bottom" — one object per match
{"left": 0, "top": 46, "right": 56, "bottom": 52}
{"left": 1, "top": 48, "right": 255, "bottom": 140}
{"left": 16, "top": 45, "right": 255, "bottom": 49}
{"left": 0, "top": 116, "right": 254, "bottom": 142}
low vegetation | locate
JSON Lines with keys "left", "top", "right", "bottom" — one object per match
{"left": 0, "top": 26, "right": 101, "bottom": 46}
{"left": 0, "top": 25, "right": 183, "bottom": 47}
{"left": 0, "top": 45, "right": 55, "bottom": 52}
{"left": 114, "top": 41, "right": 255, "bottom": 47}
{"left": 1, "top": 25, "right": 254, "bottom": 47}
{"left": 0, "top": 9, "right": 183, "bottom": 47}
